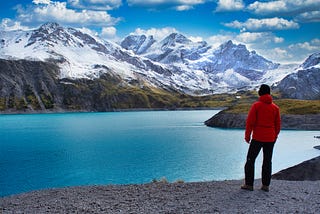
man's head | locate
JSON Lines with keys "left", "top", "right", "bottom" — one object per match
{"left": 258, "top": 84, "right": 271, "bottom": 96}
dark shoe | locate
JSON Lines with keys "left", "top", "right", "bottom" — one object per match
{"left": 261, "top": 185, "right": 269, "bottom": 192}
{"left": 241, "top": 184, "right": 253, "bottom": 191}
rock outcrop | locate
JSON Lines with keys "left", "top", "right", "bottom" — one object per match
{"left": 272, "top": 156, "right": 320, "bottom": 181}
{"left": 204, "top": 112, "right": 247, "bottom": 128}
{"left": 205, "top": 111, "right": 320, "bottom": 130}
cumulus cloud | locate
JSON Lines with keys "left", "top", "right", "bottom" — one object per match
{"left": 132, "top": 27, "right": 178, "bottom": 40}
{"left": 0, "top": 18, "right": 31, "bottom": 31}
{"left": 101, "top": 26, "right": 117, "bottom": 38}
{"left": 259, "top": 47, "right": 294, "bottom": 63}
{"left": 15, "top": 1, "right": 120, "bottom": 27}
{"left": 207, "top": 34, "right": 234, "bottom": 48}
{"left": 295, "top": 11, "right": 320, "bottom": 23}
{"left": 127, "top": 0, "right": 206, "bottom": 11}
{"left": 256, "top": 38, "right": 320, "bottom": 63}
{"left": 68, "top": 0, "right": 122, "bottom": 10}
{"left": 224, "top": 17, "right": 299, "bottom": 31}
{"left": 289, "top": 38, "right": 320, "bottom": 52}
{"left": 236, "top": 32, "right": 284, "bottom": 44}
{"left": 215, "top": 0, "right": 245, "bottom": 12}
{"left": 32, "top": 0, "right": 52, "bottom": 4}
{"left": 207, "top": 31, "right": 283, "bottom": 47}
{"left": 247, "top": 0, "right": 320, "bottom": 17}
{"left": 188, "top": 36, "right": 204, "bottom": 42}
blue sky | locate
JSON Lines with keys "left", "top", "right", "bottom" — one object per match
{"left": 0, "top": 0, "right": 319, "bottom": 63}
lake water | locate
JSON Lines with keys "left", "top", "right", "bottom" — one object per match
{"left": 0, "top": 110, "right": 319, "bottom": 197}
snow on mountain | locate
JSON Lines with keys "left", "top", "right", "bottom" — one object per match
{"left": 121, "top": 33, "right": 285, "bottom": 93}
{"left": 0, "top": 23, "right": 136, "bottom": 79}
{"left": 0, "top": 22, "right": 301, "bottom": 94}
{"left": 300, "top": 52, "right": 320, "bottom": 69}
{"left": 276, "top": 52, "right": 320, "bottom": 100}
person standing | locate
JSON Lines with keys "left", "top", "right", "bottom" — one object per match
{"left": 241, "top": 84, "right": 281, "bottom": 192}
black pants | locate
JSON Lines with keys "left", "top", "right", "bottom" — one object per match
{"left": 244, "top": 140, "right": 275, "bottom": 186}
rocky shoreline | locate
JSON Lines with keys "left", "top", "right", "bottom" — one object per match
{"left": 1, "top": 155, "right": 320, "bottom": 213}
{"left": 205, "top": 111, "right": 320, "bottom": 130}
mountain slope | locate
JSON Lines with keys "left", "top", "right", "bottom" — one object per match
{"left": 0, "top": 22, "right": 299, "bottom": 95}
{"left": 121, "top": 33, "right": 282, "bottom": 93}
{"left": 276, "top": 52, "right": 320, "bottom": 100}
{"left": 0, "top": 58, "right": 203, "bottom": 112}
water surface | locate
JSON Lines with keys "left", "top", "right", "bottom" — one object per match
{"left": 0, "top": 110, "right": 319, "bottom": 197}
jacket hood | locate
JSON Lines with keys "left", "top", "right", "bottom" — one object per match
{"left": 259, "top": 94, "right": 272, "bottom": 104}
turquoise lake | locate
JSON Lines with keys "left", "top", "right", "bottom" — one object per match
{"left": 0, "top": 110, "right": 319, "bottom": 197}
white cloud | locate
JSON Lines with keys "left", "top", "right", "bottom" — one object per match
{"left": 256, "top": 38, "right": 320, "bottom": 63}
{"left": 0, "top": 18, "right": 31, "bottom": 31}
{"left": 215, "top": 0, "right": 245, "bottom": 12}
{"left": 127, "top": 0, "right": 206, "bottom": 11}
{"left": 295, "top": 11, "right": 320, "bottom": 23}
{"left": 258, "top": 47, "right": 294, "bottom": 63}
{"left": 207, "top": 34, "right": 234, "bottom": 48}
{"left": 247, "top": 0, "right": 320, "bottom": 17}
{"left": 68, "top": 0, "right": 122, "bottom": 10}
{"left": 289, "top": 38, "right": 320, "bottom": 52}
{"left": 207, "top": 31, "right": 283, "bottom": 46}
{"left": 188, "top": 36, "right": 203, "bottom": 42}
{"left": 175, "top": 5, "right": 193, "bottom": 11}
{"left": 16, "top": 1, "right": 120, "bottom": 27}
{"left": 32, "top": 0, "right": 52, "bottom": 5}
{"left": 224, "top": 17, "right": 299, "bottom": 31}
{"left": 133, "top": 27, "right": 178, "bottom": 41}
{"left": 101, "top": 26, "right": 117, "bottom": 38}
{"left": 236, "top": 32, "right": 284, "bottom": 44}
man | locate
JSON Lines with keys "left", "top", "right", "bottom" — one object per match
{"left": 241, "top": 84, "right": 281, "bottom": 192}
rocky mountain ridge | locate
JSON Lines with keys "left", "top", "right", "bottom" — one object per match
{"left": 1, "top": 22, "right": 293, "bottom": 95}
{"left": 0, "top": 22, "right": 319, "bottom": 114}
{"left": 275, "top": 52, "right": 320, "bottom": 100}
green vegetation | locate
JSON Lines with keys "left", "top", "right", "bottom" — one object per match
{"left": 40, "top": 93, "right": 54, "bottom": 109}
{"left": 274, "top": 99, "right": 320, "bottom": 115}
{"left": 0, "top": 98, "right": 6, "bottom": 111}
{"left": 224, "top": 94, "right": 320, "bottom": 115}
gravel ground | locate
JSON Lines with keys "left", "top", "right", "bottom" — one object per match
{"left": 1, "top": 179, "right": 320, "bottom": 213}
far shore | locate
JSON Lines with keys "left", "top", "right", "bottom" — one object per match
{"left": 0, "top": 107, "right": 224, "bottom": 115}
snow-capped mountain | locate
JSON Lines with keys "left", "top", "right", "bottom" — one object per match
{"left": 0, "top": 22, "right": 295, "bottom": 94}
{"left": 276, "top": 52, "right": 320, "bottom": 100}
{"left": 0, "top": 22, "right": 172, "bottom": 85}
{"left": 121, "top": 33, "right": 286, "bottom": 93}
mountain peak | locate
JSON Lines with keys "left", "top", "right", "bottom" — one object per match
{"left": 39, "top": 22, "right": 61, "bottom": 32}
{"left": 301, "top": 52, "right": 320, "bottom": 69}
{"left": 162, "top": 33, "right": 191, "bottom": 46}
{"left": 120, "top": 34, "right": 156, "bottom": 54}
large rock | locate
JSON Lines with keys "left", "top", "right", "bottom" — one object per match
{"left": 272, "top": 156, "right": 320, "bottom": 181}
{"left": 204, "top": 112, "right": 247, "bottom": 128}
{"left": 205, "top": 111, "right": 320, "bottom": 130}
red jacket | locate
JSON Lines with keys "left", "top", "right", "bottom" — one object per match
{"left": 245, "top": 94, "right": 281, "bottom": 143}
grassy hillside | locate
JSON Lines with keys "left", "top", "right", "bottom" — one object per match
{"left": 224, "top": 94, "right": 320, "bottom": 115}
